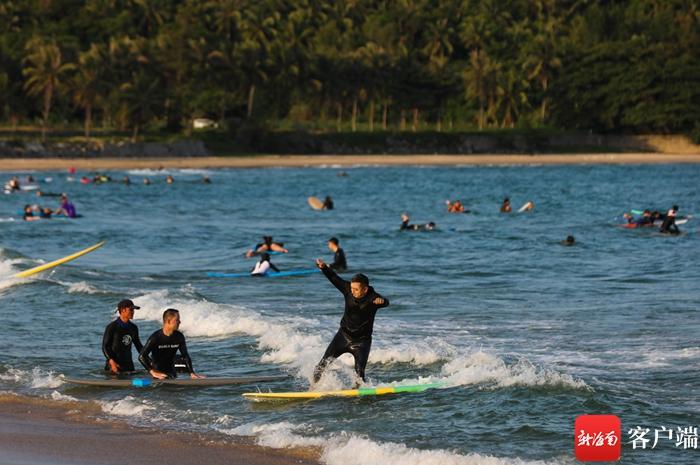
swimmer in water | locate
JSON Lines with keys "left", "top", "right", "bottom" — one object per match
{"left": 501, "top": 198, "right": 512, "bottom": 213}
{"left": 561, "top": 235, "right": 575, "bottom": 246}
{"left": 327, "top": 237, "right": 347, "bottom": 271}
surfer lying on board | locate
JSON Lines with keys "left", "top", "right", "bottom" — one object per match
{"left": 103, "top": 299, "right": 143, "bottom": 374}
{"left": 251, "top": 253, "right": 280, "bottom": 276}
{"left": 312, "top": 259, "right": 389, "bottom": 387}
{"left": 246, "top": 235, "right": 289, "bottom": 257}
{"left": 327, "top": 237, "right": 347, "bottom": 271}
{"left": 400, "top": 213, "right": 436, "bottom": 231}
{"left": 139, "top": 309, "right": 204, "bottom": 380}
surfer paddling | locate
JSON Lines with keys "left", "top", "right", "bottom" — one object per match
{"left": 312, "top": 259, "right": 389, "bottom": 387}
{"left": 102, "top": 299, "right": 143, "bottom": 374}
{"left": 139, "top": 309, "right": 204, "bottom": 380}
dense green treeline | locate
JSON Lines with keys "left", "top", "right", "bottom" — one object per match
{"left": 0, "top": 0, "right": 698, "bottom": 141}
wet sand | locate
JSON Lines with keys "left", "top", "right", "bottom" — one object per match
{"left": 0, "top": 394, "right": 319, "bottom": 465}
{"left": 1, "top": 153, "right": 700, "bottom": 170}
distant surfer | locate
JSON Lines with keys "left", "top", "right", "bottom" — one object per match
{"left": 246, "top": 235, "right": 288, "bottom": 257}
{"left": 123, "top": 176, "right": 131, "bottom": 185}
{"left": 400, "top": 213, "right": 436, "bottom": 231}
{"left": 251, "top": 253, "right": 280, "bottom": 276}
{"left": 327, "top": 237, "right": 347, "bottom": 271}
{"left": 139, "top": 309, "right": 204, "bottom": 379}
{"left": 143, "top": 177, "right": 151, "bottom": 185}
{"left": 446, "top": 200, "right": 468, "bottom": 213}
{"left": 102, "top": 299, "right": 143, "bottom": 374}
{"left": 5, "top": 177, "right": 20, "bottom": 192}
{"left": 22, "top": 205, "right": 40, "bottom": 222}
{"left": 166, "top": 175, "right": 174, "bottom": 184}
{"left": 312, "top": 259, "right": 389, "bottom": 386}
{"left": 54, "top": 194, "right": 77, "bottom": 218}
{"left": 323, "top": 196, "right": 334, "bottom": 210}
{"left": 659, "top": 205, "right": 680, "bottom": 234}
{"left": 500, "top": 197, "right": 512, "bottom": 213}
{"left": 561, "top": 235, "right": 576, "bottom": 246}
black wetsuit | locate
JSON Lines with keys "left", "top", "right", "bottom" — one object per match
{"left": 138, "top": 329, "right": 193, "bottom": 377}
{"left": 660, "top": 215, "right": 679, "bottom": 234}
{"left": 102, "top": 319, "right": 143, "bottom": 372}
{"left": 330, "top": 247, "right": 347, "bottom": 271}
{"left": 323, "top": 198, "right": 334, "bottom": 210}
{"left": 313, "top": 267, "right": 389, "bottom": 383}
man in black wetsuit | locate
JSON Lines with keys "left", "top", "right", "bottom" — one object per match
{"left": 659, "top": 205, "right": 680, "bottom": 234}
{"left": 102, "top": 299, "right": 143, "bottom": 374}
{"left": 312, "top": 259, "right": 389, "bottom": 386}
{"left": 327, "top": 237, "right": 347, "bottom": 271}
{"left": 138, "top": 309, "right": 204, "bottom": 379}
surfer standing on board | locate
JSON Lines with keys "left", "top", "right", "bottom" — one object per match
{"left": 312, "top": 259, "right": 389, "bottom": 387}
{"left": 102, "top": 299, "right": 143, "bottom": 374}
{"left": 139, "top": 309, "right": 204, "bottom": 380}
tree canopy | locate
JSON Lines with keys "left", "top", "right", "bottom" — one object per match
{"left": 1, "top": 0, "right": 698, "bottom": 139}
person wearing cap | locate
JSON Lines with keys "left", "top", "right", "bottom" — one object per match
{"left": 139, "top": 309, "right": 204, "bottom": 380}
{"left": 102, "top": 299, "right": 144, "bottom": 374}
{"left": 311, "top": 259, "right": 389, "bottom": 387}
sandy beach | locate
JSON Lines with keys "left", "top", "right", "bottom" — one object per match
{"left": 1, "top": 153, "right": 700, "bottom": 171}
{"left": 0, "top": 394, "right": 319, "bottom": 465}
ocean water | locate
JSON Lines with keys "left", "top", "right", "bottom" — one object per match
{"left": 1, "top": 164, "right": 698, "bottom": 465}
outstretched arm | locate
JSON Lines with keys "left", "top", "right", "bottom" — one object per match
{"left": 316, "top": 258, "right": 349, "bottom": 294}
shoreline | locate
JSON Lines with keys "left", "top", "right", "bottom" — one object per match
{"left": 0, "top": 393, "right": 320, "bottom": 465}
{"left": 2, "top": 153, "right": 700, "bottom": 170}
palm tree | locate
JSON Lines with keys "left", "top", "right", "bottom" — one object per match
{"left": 22, "top": 37, "right": 75, "bottom": 141}
{"left": 72, "top": 44, "right": 105, "bottom": 137}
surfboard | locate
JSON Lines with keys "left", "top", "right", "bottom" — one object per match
{"left": 243, "top": 382, "right": 443, "bottom": 402}
{"left": 13, "top": 241, "right": 105, "bottom": 278}
{"left": 308, "top": 196, "right": 325, "bottom": 210}
{"left": 64, "top": 374, "right": 289, "bottom": 388}
{"left": 517, "top": 201, "right": 534, "bottom": 213}
{"left": 620, "top": 218, "right": 689, "bottom": 228}
{"left": 206, "top": 269, "right": 320, "bottom": 278}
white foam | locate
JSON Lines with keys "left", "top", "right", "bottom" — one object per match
{"left": 99, "top": 395, "right": 155, "bottom": 417}
{"left": 0, "top": 367, "right": 64, "bottom": 389}
{"left": 50, "top": 390, "right": 78, "bottom": 402}
{"left": 440, "top": 351, "right": 589, "bottom": 390}
{"left": 370, "top": 339, "right": 456, "bottom": 365}
{"left": 222, "top": 422, "right": 567, "bottom": 465}
{"left": 64, "top": 281, "right": 104, "bottom": 295}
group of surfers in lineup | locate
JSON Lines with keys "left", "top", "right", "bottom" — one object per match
{"left": 22, "top": 193, "right": 77, "bottom": 221}
{"left": 104, "top": 243, "right": 382, "bottom": 388}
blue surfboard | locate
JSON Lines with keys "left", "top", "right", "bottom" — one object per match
{"left": 207, "top": 269, "right": 319, "bottom": 278}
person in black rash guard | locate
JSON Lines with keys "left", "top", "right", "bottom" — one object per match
{"left": 327, "top": 237, "right": 347, "bottom": 271}
{"left": 138, "top": 308, "right": 204, "bottom": 379}
{"left": 312, "top": 259, "right": 389, "bottom": 386}
{"left": 323, "top": 196, "right": 334, "bottom": 210}
{"left": 102, "top": 299, "right": 143, "bottom": 374}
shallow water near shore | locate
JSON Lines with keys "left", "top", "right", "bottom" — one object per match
{"left": 1, "top": 164, "right": 699, "bottom": 465}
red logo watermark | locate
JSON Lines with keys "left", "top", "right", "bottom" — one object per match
{"left": 575, "top": 415, "right": 621, "bottom": 461}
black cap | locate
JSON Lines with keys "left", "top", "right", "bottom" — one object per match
{"left": 117, "top": 299, "right": 140, "bottom": 311}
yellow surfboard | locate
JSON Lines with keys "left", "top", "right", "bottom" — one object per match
{"left": 308, "top": 196, "right": 325, "bottom": 210}
{"left": 243, "top": 382, "right": 442, "bottom": 402}
{"left": 13, "top": 241, "right": 105, "bottom": 278}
